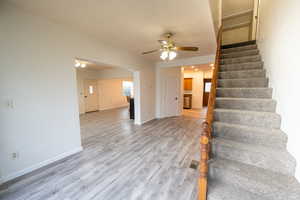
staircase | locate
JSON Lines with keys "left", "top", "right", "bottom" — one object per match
{"left": 207, "top": 42, "right": 300, "bottom": 200}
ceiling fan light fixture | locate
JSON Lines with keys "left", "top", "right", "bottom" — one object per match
{"left": 160, "top": 50, "right": 177, "bottom": 61}
{"left": 160, "top": 51, "right": 169, "bottom": 60}
{"left": 168, "top": 51, "right": 177, "bottom": 60}
{"left": 142, "top": 32, "right": 198, "bottom": 60}
{"left": 75, "top": 61, "right": 81, "bottom": 67}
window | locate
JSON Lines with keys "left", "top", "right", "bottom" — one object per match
{"left": 205, "top": 82, "right": 211, "bottom": 92}
{"left": 122, "top": 81, "right": 133, "bottom": 97}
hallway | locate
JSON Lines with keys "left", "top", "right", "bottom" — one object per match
{"left": 0, "top": 108, "right": 203, "bottom": 200}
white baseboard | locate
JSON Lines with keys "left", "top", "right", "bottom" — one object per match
{"left": 138, "top": 117, "right": 156, "bottom": 125}
{"left": 0, "top": 146, "right": 83, "bottom": 185}
{"left": 134, "top": 120, "right": 142, "bottom": 125}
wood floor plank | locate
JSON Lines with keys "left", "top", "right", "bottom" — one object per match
{"left": 0, "top": 108, "right": 204, "bottom": 200}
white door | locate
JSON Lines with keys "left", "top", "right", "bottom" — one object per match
{"left": 164, "top": 76, "right": 180, "bottom": 117}
{"left": 84, "top": 80, "right": 99, "bottom": 112}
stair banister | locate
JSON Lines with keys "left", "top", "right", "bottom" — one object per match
{"left": 198, "top": 26, "right": 222, "bottom": 200}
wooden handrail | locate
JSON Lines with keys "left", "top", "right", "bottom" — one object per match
{"left": 198, "top": 26, "right": 223, "bottom": 200}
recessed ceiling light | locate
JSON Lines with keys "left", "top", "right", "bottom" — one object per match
{"left": 191, "top": 66, "right": 195, "bottom": 68}
{"left": 210, "top": 63, "right": 214, "bottom": 67}
{"left": 195, "top": 68, "right": 199, "bottom": 72}
{"left": 81, "top": 63, "right": 87, "bottom": 68}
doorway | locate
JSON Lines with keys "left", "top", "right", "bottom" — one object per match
{"left": 74, "top": 59, "right": 144, "bottom": 143}
{"left": 203, "top": 78, "right": 212, "bottom": 107}
{"left": 181, "top": 64, "right": 213, "bottom": 118}
{"left": 75, "top": 58, "right": 142, "bottom": 125}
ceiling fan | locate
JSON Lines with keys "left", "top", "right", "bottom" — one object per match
{"left": 142, "top": 33, "right": 199, "bottom": 61}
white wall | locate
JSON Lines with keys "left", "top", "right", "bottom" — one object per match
{"left": 0, "top": 2, "right": 155, "bottom": 183}
{"left": 222, "top": 0, "right": 254, "bottom": 17}
{"left": 209, "top": 0, "right": 223, "bottom": 36}
{"left": 156, "top": 55, "right": 215, "bottom": 68}
{"left": 98, "top": 78, "right": 132, "bottom": 111}
{"left": 222, "top": 26, "right": 250, "bottom": 45}
{"left": 257, "top": 0, "right": 300, "bottom": 180}
{"left": 95, "top": 68, "right": 133, "bottom": 80}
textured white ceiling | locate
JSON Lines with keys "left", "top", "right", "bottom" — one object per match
{"left": 75, "top": 58, "right": 112, "bottom": 71}
{"left": 183, "top": 64, "right": 213, "bottom": 73}
{"left": 8, "top": 0, "right": 216, "bottom": 62}
{"left": 79, "top": 64, "right": 111, "bottom": 71}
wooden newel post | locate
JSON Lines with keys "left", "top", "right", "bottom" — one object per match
{"left": 199, "top": 121, "right": 210, "bottom": 200}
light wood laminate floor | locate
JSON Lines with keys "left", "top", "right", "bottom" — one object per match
{"left": 182, "top": 108, "right": 207, "bottom": 119}
{"left": 0, "top": 107, "right": 204, "bottom": 200}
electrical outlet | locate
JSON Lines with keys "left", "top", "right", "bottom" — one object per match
{"left": 7, "top": 99, "right": 15, "bottom": 109}
{"left": 12, "top": 152, "right": 19, "bottom": 160}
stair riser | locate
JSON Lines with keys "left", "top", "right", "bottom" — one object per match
{"left": 215, "top": 99, "right": 276, "bottom": 112}
{"left": 214, "top": 111, "right": 281, "bottom": 129}
{"left": 221, "top": 56, "right": 261, "bottom": 65}
{"left": 212, "top": 123, "right": 287, "bottom": 149}
{"left": 212, "top": 142, "right": 295, "bottom": 175}
{"left": 220, "top": 62, "right": 263, "bottom": 72}
{"left": 216, "top": 88, "right": 273, "bottom": 99}
{"left": 218, "top": 70, "right": 266, "bottom": 79}
{"left": 218, "top": 78, "right": 268, "bottom": 88}
{"left": 209, "top": 168, "right": 291, "bottom": 200}
{"left": 221, "top": 50, "right": 259, "bottom": 59}
{"left": 222, "top": 45, "right": 257, "bottom": 54}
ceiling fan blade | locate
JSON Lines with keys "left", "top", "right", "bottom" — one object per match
{"left": 175, "top": 46, "right": 199, "bottom": 51}
{"left": 142, "top": 49, "right": 159, "bottom": 55}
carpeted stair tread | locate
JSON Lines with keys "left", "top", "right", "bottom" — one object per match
{"left": 221, "top": 55, "right": 261, "bottom": 65}
{"left": 207, "top": 179, "right": 270, "bottom": 200}
{"left": 218, "top": 69, "right": 266, "bottom": 79}
{"left": 216, "top": 87, "right": 273, "bottom": 98}
{"left": 221, "top": 49, "right": 259, "bottom": 59}
{"left": 212, "top": 121, "right": 287, "bottom": 149}
{"left": 221, "top": 44, "right": 258, "bottom": 54}
{"left": 215, "top": 97, "right": 276, "bottom": 112}
{"left": 210, "top": 158, "right": 300, "bottom": 200}
{"left": 214, "top": 109, "right": 281, "bottom": 129}
{"left": 220, "top": 61, "right": 263, "bottom": 72}
{"left": 212, "top": 138, "right": 296, "bottom": 175}
{"left": 218, "top": 78, "right": 268, "bottom": 88}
